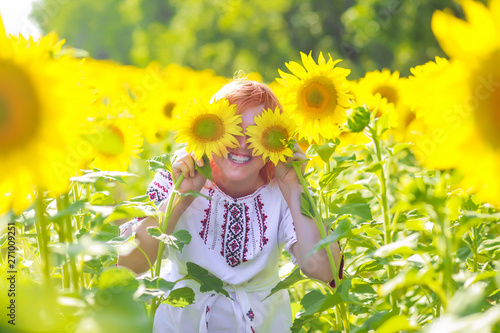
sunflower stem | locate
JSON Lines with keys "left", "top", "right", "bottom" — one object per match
{"left": 35, "top": 190, "right": 51, "bottom": 284}
{"left": 339, "top": 302, "right": 351, "bottom": 332}
{"left": 56, "top": 196, "right": 71, "bottom": 290}
{"left": 324, "top": 158, "right": 332, "bottom": 217}
{"left": 369, "top": 126, "right": 397, "bottom": 313}
{"left": 150, "top": 174, "right": 185, "bottom": 318}
{"left": 62, "top": 193, "right": 79, "bottom": 291}
{"left": 291, "top": 163, "right": 340, "bottom": 289}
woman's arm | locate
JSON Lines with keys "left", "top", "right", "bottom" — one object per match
{"left": 275, "top": 145, "right": 342, "bottom": 283}
{"left": 117, "top": 195, "right": 196, "bottom": 274}
{"left": 117, "top": 152, "right": 206, "bottom": 274}
{"left": 282, "top": 184, "right": 342, "bottom": 283}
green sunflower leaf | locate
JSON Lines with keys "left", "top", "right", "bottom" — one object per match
{"left": 147, "top": 227, "right": 191, "bottom": 253}
{"left": 163, "top": 287, "right": 195, "bottom": 307}
{"left": 307, "top": 219, "right": 352, "bottom": 257}
{"left": 306, "top": 140, "right": 338, "bottom": 163}
{"left": 195, "top": 154, "right": 213, "bottom": 181}
{"left": 300, "top": 192, "right": 316, "bottom": 220}
{"left": 264, "top": 267, "right": 309, "bottom": 300}
{"left": 147, "top": 154, "right": 175, "bottom": 174}
{"left": 184, "top": 262, "right": 232, "bottom": 299}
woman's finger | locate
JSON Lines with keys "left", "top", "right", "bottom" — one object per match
{"left": 189, "top": 152, "right": 205, "bottom": 168}
{"left": 173, "top": 160, "right": 191, "bottom": 178}
{"left": 182, "top": 155, "right": 196, "bottom": 177}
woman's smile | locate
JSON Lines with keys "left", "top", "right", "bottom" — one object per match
{"left": 227, "top": 151, "right": 253, "bottom": 165}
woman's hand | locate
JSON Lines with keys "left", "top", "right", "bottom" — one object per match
{"left": 172, "top": 150, "right": 207, "bottom": 194}
{"left": 274, "top": 143, "right": 307, "bottom": 194}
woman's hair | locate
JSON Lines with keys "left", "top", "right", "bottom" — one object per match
{"left": 211, "top": 79, "right": 282, "bottom": 183}
{"left": 211, "top": 79, "right": 283, "bottom": 113}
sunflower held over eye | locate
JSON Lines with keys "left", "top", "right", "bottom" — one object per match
{"left": 245, "top": 107, "right": 296, "bottom": 166}
{"left": 175, "top": 98, "right": 242, "bottom": 160}
{"left": 276, "top": 52, "right": 352, "bottom": 143}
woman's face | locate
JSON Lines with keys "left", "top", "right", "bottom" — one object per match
{"left": 212, "top": 104, "right": 266, "bottom": 188}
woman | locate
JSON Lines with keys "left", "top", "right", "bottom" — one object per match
{"left": 118, "top": 79, "right": 343, "bottom": 332}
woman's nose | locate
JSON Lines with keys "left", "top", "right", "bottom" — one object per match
{"left": 237, "top": 133, "right": 249, "bottom": 148}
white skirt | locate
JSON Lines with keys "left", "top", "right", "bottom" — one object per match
{"left": 153, "top": 288, "right": 293, "bottom": 333}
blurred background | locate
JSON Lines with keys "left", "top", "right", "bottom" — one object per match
{"left": 2, "top": 0, "right": 472, "bottom": 81}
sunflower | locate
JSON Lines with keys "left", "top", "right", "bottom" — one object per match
{"left": 456, "top": 50, "right": 500, "bottom": 204}
{"left": 175, "top": 98, "right": 242, "bottom": 160}
{"left": 129, "top": 63, "right": 228, "bottom": 143}
{"left": 0, "top": 18, "right": 92, "bottom": 213}
{"left": 245, "top": 107, "right": 296, "bottom": 165}
{"left": 351, "top": 69, "right": 412, "bottom": 136}
{"left": 81, "top": 114, "right": 144, "bottom": 172}
{"left": 131, "top": 64, "right": 189, "bottom": 143}
{"left": 276, "top": 52, "right": 352, "bottom": 143}
{"left": 404, "top": 57, "right": 471, "bottom": 170}
{"left": 431, "top": 0, "right": 500, "bottom": 64}
{"left": 403, "top": 0, "right": 500, "bottom": 204}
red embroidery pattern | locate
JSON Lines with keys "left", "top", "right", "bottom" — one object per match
{"left": 223, "top": 202, "right": 245, "bottom": 267}
{"left": 220, "top": 202, "right": 229, "bottom": 258}
{"left": 255, "top": 195, "right": 269, "bottom": 249}
{"left": 205, "top": 305, "right": 210, "bottom": 329}
{"left": 147, "top": 171, "right": 173, "bottom": 201}
{"left": 199, "top": 189, "right": 214, "bottom": 243}
{"left": 242, "top": 203, "right": 250, "bottom": 262}
{"left": 159, "top": 170, "right": 173, "bottom": 183}
{"left": 246, "top": 308, "right": 255, "bottom": 321}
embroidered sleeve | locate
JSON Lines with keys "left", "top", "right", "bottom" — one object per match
{"left": 278, "top": 199, "right": 298, "bottom": 265}
{"left": 118, "top": 169, "right": 174, "bottom": 237}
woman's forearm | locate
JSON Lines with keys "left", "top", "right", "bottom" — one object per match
{"left": 117, "top": 195, "right": 194, "bottom": 274}
{"left": 283, "top": 184, "right": 342, "bottom": 283}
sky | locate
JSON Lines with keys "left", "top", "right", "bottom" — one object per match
{"left": 0, "top": 0, "right": 42, "bottom": 39}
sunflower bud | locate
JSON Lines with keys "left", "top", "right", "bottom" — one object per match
{"left": 346, "top": 106, "right": 371, "bottom": 133}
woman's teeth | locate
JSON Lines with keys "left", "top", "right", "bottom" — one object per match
{"left": 228, "top": 153, "right": 252, "bottom": 164}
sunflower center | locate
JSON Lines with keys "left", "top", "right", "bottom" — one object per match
{"left": 300, "top": 79, "right": 336, "bottom": 119}
{"left": 192, "top": 114, "right": 224, "bottom": 142}
{"left": 262, "top": 126, "right": 288, "bottom": 152}
{"left": 91, "top": 125, "right": 125, "bottom": 156}
{"left": 373, "top": 85, "right": 399, "bottom": 105}
{"left": 163, "top": 102, "right": 176, "bottom": 118}
{"left": 0, "top": 60, "right": 40, "bottom": 153}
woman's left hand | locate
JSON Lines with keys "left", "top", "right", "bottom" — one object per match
{"left": 275, "top": 143, "right": 308, "bottom": 192}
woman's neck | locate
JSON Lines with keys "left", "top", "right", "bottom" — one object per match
{"left": 213, "top": 174, "right": 267, "bottom": 199}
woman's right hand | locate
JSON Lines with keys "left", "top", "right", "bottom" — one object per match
{"left": 172, "top": 150, "right": 207, "bottom": 194}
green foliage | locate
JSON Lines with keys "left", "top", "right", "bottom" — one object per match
{"left": 195, "top": 154, "right": 213, "bottom": 181}
{"left": 347, "top": 106, "right": 371, "bottom": 133}
{"left": 147, "top": 227, "right": 192, "bottom": 252}
{"left": 31, "top": 0, "right": 463, "bottom": 81}
{"left": 184, "top": 262, "right": 232, "bottom": 298}
{"left": 163, "top": 287, "right": 196, "bottom": 307}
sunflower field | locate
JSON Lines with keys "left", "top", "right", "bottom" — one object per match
{"left": 1, "top": 0, "right": 500, "bottom": 332}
